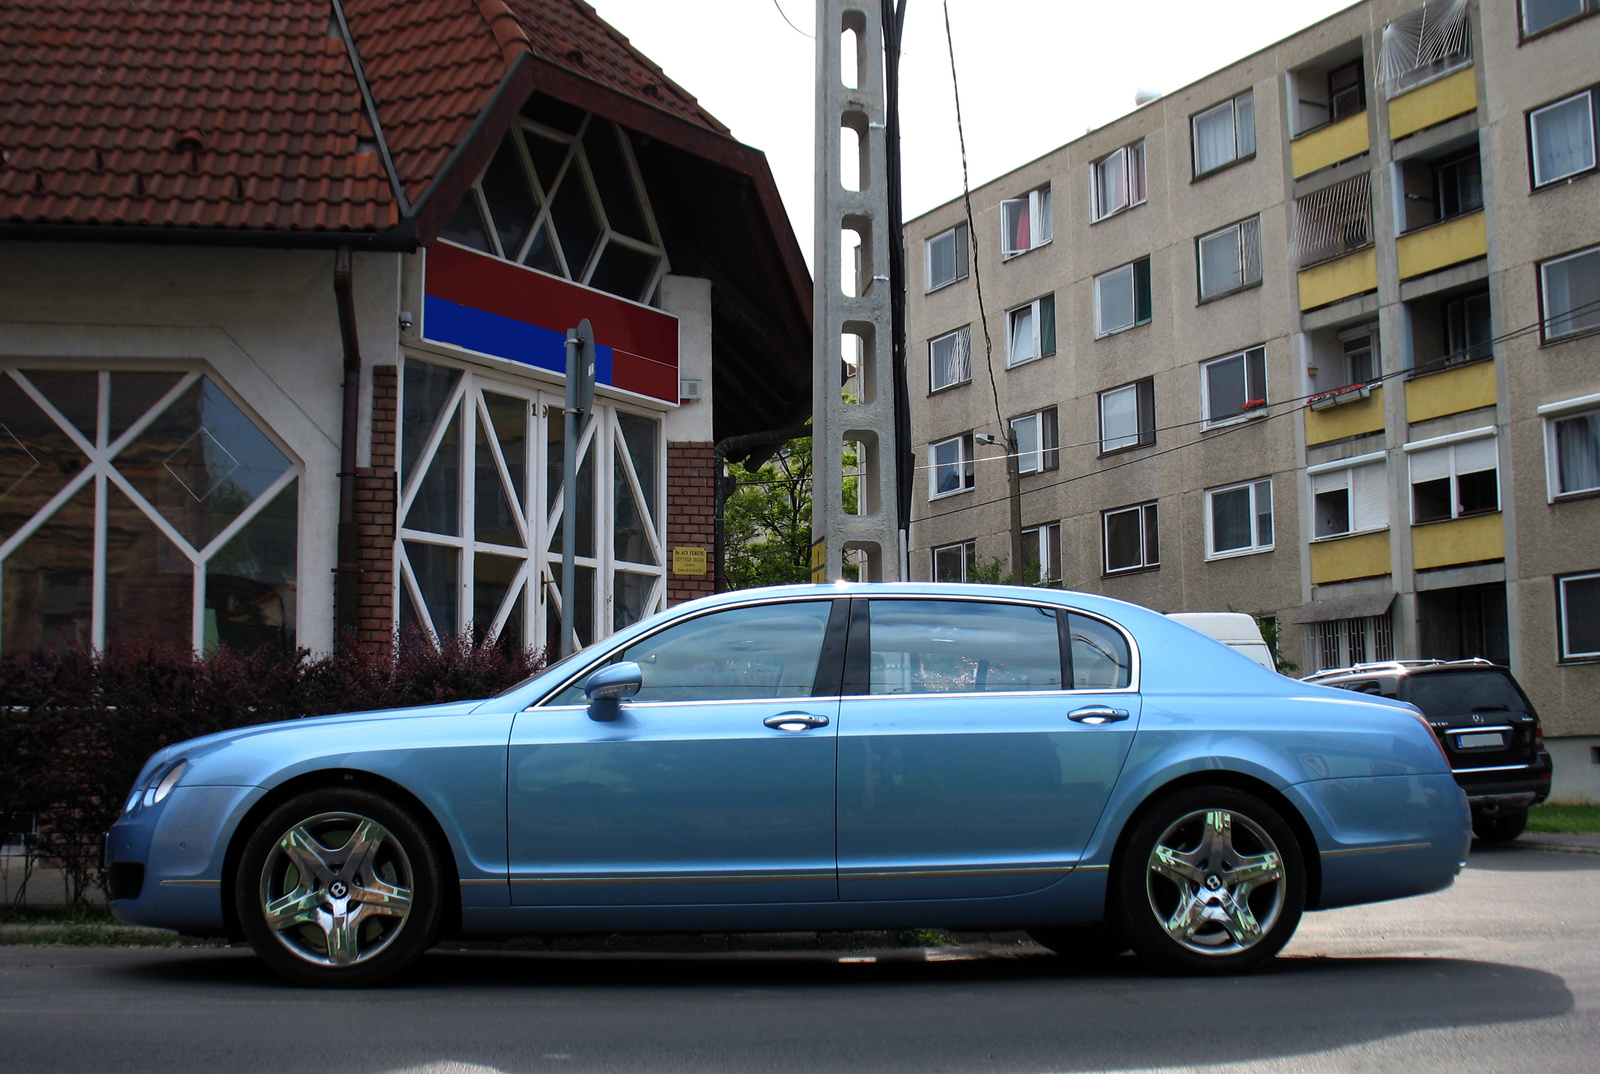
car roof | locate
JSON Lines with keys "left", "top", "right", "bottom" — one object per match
{"left": 1301, "top": 658, "right": 1501, "bottom": 684}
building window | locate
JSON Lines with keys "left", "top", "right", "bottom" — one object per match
{"left": 1201, "top": 346, "right": 1267, "bottom": 428}
{"left": 1529, "top": 89, "right": 1597, "bottom": 188}
{"left": 1444, "top": 291, "right": 1493, "bottom": 364}
{"left": 1010, "top": 408, "right": 1059, "bottom": 475}
{"left": 928, "top": 326, "right": 972, "bottom": 392}
{"left": 1407, "top": 432, "right": 1498, "bottom": 523}
{"left": 1103, "top": 501, "right": 1160, "bottom": 574}
{"left": 1558, "top": 571, "right": 1600, "bottom": 661}
{"left": 1001, "top": 185, "right": 1052, "bottom": 258}
{"left": 1544, "top": 401, "right": 1600, "bottom": 498}
{"left": 1006, "top": 294, "right": 1056, "bottom": 367}
{"left": 1379, "top": 1, "right": 1471, "bottom": 99}
{"left": 1539, "top": 245, "right": 1600, "bottom": 341}
{"left": 932, "top": 540, "right": 977, "bottom": 582}
{"left": 1197, "top": 217, "right": 1263, "bottom": 300}
{"left": 1311, "top": 456, "right": 1389, "bottom": 538}
{"left": 1192, "top": 90, "right": 1255, "bottom": 177}
{"left": 1328, "top": 59, "right": 1366, "bottom": 120}
{"left": 1339, "top": 325, "right": 1379, "bottom": 386}
{"left": 1092, "top": 142, "right": 1147, "bottom": 222}
{"left": 1099, "top": 378, "right": 1156, "bottom": 454}
{"left": 1206, "top": 479, "right": 1274, "bottom": 558}
{"left": 1523, "top": 0, "right": 1600, "bottom": 38}
{"left": 0, "top": 368, "right": 300, "bottom": 659}
{"left": 1022, "top": 522, "right": 1062, "bottom": 584}
{"left": 928, "top": 433, "right": 975, "bottom": 499}
{"left": 1433, "top": 152, "right": 1484, "bottom": 219}
{"left": 1094, "top": 258, "right": 1153, "bottom": 337}
{"left": 925, "top": 222, "right": 969, "bottom": 291}
{"left": 1314, "top": 614, "right": 1394, "bottom": 671}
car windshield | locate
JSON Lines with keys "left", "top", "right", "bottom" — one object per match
{"left": 1402, "top": 670, "right": 1527, "bottom": 719}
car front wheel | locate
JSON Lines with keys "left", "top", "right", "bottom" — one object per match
{"left": 1114, "top": 786, "right": 1305, "bottom": 975}
{"left": 235, "top": 788, "right": 443, "bottom": 987}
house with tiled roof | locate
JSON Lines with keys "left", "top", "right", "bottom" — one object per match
{"left": 0, "top": 0, "right": 811, "bottom": 658}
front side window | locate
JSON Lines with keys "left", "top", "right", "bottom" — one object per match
{"left": 925, "top": 222, "right": 970, "bottom": 291}
{"left": 1207, "top": 479, "right": 1274, "bottom": 558}
{"left": 1198, "top": 217, "right": 1263, "bottom": 300}
{"left": 1001, "top": 185, "right": 1053, "bottom": 257}
{"left": 1444, "top": 291, "right": 1493, "bottom": 363}
{"left": 1094, "top": 258, "right": 1153, "bottom": 337}
{"left": 1312, "top": 459, "right": 1389, "bottom": 538}
{"left": 868, "top": 599, "right": 1062, "bottom": 694}
{"left": 1092, "top": 142, "right": 1147, "bottom": 222}
{"left": 1558, "top": 571, "right": 1600, "bottom": 661}
{"left": 1529, "top": 89, "right": 1597, "bottom": 188}
{"left": 1540, "top": 246, "right": 1600, "bottom": 341}
{"left": 1546, "top": 405, "right": 1600, "bottom": 497}
{"left": 1192, "top": 90, "right": 1256, "bottom": 177}
{"left": 928, "top": 326, "right": 972, "bottom": 392}
{"left": 1201, "top": 346, "right": 1268, "bottom": 427}
{"left": 1099, "top": 378, "right": 1156, "bottom": 453}
{"left": 1006, "top": 294, "right": 1057, "bottom": 367}
{"left": 1408, "top": 434, "right": 1499, "bottom": 523}
{"left": 1011, "top": 409, "right": 1060, "bottom": 475}
{"left": 1103, "top": 502, "right": 1160, "bottom": 574}
{"left": 932, "top": 540, "right": 977, "bottom": 582}
{"left": 928, "top": 433, "right": 975, "bottom": 498}
{"left": 1022, "top": 523, "right": 1062, "bottom": 584}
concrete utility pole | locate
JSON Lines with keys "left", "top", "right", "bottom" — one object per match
{"left": 812, "top": 0, "right": 902, "bottom": 581}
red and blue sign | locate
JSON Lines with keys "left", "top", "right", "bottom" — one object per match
{"left": 422, "top": 241, "right": 678, "bottom": 403}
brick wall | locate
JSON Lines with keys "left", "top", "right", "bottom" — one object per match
{"left": 354, "top": 365, "right": 397, "bottom": 652}
{"left": 666, "top": 441, "right": 716, "bottom": 605}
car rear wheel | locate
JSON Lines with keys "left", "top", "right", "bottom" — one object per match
{"left": 1114, "top": 786, "right": 1305, "bottom": 975}
{"left": 1472, "top": 807, "right": 1528, "bottom": 843}
{"left": 235, "top": 788, "right": 442, "bottom": 987}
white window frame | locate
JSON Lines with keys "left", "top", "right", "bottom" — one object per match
{"left": 1192, "top": 89, "right": 1256, "bottom": 177}
{"left": 1001, "top": 185, "right": 1053, "bottom": 259}
{"left": 1098, "top": 378, "right": 1155, "bottom": 454}
{"left": 1093, "top": 258, "right": 1151, "bottom": 338}
{"left": 925, "top": 222, "right": 969, "bottom": 292}
{"left": 928, "top": 326, "right": 972, "bottom": 392}
{"left": 1529, "top": 89, "right": 1597, "bottom": 188}
{"left": 1010, "top": 408, "right": 1059, "bottom": 475}
{"left": 928, "top": 433, "right": 975, "bottom": 500}
{"left": 1103, "top": 501, "right": 1160, "bottom": 575}
{"left": 1308, "top": 452, "right": 1390, "bottom": 540}
{"left": 1022, "top": 522, "right": 1062, "bottom": 584}
{"left": 1539, "top": 244, "right": 1600, "bottom": 342}
{"left": 1200, "top": 346, "right": 1268, "bottom": 429}
{"left": 1205, "top": 478, "right": 1274, "bottom": 559}
{"left": 1005, "top": 295, "right": 1054, "bottom": 368}
{"left": 1538, "top": 391, "right": 1600, "bottom": 501}
{"left": 1557, "top": 570, "right": 1600, "bottom": 661}
{"left": 1197, "top": 217, "right": 1263, "bottom": 301}
{"left": 932, "top": 539, "right": 977, "bottom": 583}
{"left": 1403, "top": 427, "right": 1500, "bottom": 524}
{"left": 1091, "top": 141, "right": 1147, "bottom": 222}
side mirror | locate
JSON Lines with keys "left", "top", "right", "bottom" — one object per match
{"left": 584, "top": 661, "right": 642, "bottom": 722}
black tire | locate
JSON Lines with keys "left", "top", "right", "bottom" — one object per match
{"left": 1113, "top": 785, "right": 1305, "bottom": 975}
{"left": 235, "top": 787, "right": 443, "bottom": 987}
{"left": 1026, "top": 923, "right": 1130, "bottom": 966}
{"left": 1472, "top": 808, "right": 1528, "bottom": 843}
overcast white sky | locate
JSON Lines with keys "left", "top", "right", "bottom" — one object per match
{"left": 589, "top": 0, "right": 1354, "bottom": 267}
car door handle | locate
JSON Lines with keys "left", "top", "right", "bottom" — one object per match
{"left": 764, "top": 712, "right": 830, "bottom": 732}
{"left": 1069, "top": 706, "right": 1130, "bottom": 725}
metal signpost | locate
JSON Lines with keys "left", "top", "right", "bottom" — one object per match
{"left": 560, "top": 318, "right": 596, "bottom": 657}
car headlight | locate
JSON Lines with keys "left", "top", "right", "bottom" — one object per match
{"left": 142, "top": 760, "right": 187, "bottom": 807}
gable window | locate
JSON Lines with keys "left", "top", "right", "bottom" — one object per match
{"left": 1407, "top": 430, "right": 1499, "bottom": 523}
{"left": 1444, "top": 291, "right": 1493, "bottom": 363}
{"left": 1541, "top": 396, "right": 1600, "bottom": 499}
{"left": 928, "top": 326, "right": 972, "bottom": 392}
{"left": 1311, "top": 455, "right": 1389, "bottom": 538}
{"left": 932, "top": 540, "right": 977, "bottom": 582}
{"left": 1010, "top": 408, "right": 1060, "bottom": 475}
{"left": 1099, "top": 378, "right": 1156, "bottom": 454}
{"left": 925, "top": 223, "right": 970, "bottom": 291}
{"left": 1006, "top": 294, "right": 1056, "bottom": 367}
{"left": 1022, "top": 522, "right": 1062, "bottom": 584}
{"left": 1539, "top": 245, "right": 1600, "bottom": 341}
{"left": 1201, "top": 346, "right": 1267, "bottom": 428}
{"left": 1192, "top": 90, "right": 1255, "bottom": 177}
{"left": 1092, "top": 142, "right": 1147, "bottom": 222}
{"left": 1197, "top": 217, "right": 1263, "bottom": 300}
{"left": 1002, "top": 186, "right": 1053, "bottom": 258}
{"left": 928, "top": 433, "right": 975, "bottom": 499}
{"left": 1207, "top": 479, "right": 1274, "bottom": 558}
{"left": 1094, "top": 258, "right": 1153, "bottom": 337}
{"left": 1523, "top": 0, "right": 1600, "bottom": 38}
{"left": 1529, "top": 90, "right": 1597, "bottom": 188}
{"left": 1557, "top": 571, "right": 1600, "bottom": 661}
{"left": 1103, "top": 501, "right": 1160, "bottom": 574}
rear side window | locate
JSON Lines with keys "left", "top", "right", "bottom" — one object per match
{"left": 1402, "top": 670, "right": 1529, "bottom": 719}
{"left": 1067, "top": 612, "right": 1133, "bottom": 689}
{"left": 868, "top": 599, "right": 1062, "bottom": 694}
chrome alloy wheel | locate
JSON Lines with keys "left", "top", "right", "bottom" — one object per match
{"left": 257, "top": 811, "right": 415, "bottom": 967}
{"left": 1145, "top": 808, "right": 1286, "bottom": 956}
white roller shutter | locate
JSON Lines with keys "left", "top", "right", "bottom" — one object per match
{"left": 1312, "top": 468, "right": 1350, "bottom": 495}
{"left": 1352, "top": 463, "right": 1389, "bottom": 531}
{"left": 1454, "top": 435, "right": 1498, "bottom": 476}
{"left": 1409, "top": 444, "right": 1452, "bottom": 484}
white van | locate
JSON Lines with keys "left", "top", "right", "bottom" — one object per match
{"left": 1167, "top": 612, "right": 1278, "bottom": 672}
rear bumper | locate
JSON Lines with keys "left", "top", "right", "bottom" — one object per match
{"left": 1455, "top": 750, "right": 1552, "bottom": 812}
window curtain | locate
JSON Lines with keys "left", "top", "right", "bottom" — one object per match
{"left": 1545, "top": 251, "right": 1600, "bottom": 336}
{"left": 1532, "top": 94, "right": 1596, "bottom": 184}
{"left": 1207, "top": 355, "right": 1246, "bottom": 420}
{"left": 1194, "top": 104, "right": 1235, "bottom": 173}
{"left": 1211, "top": 487, "right": 1251, "bottom": 551}
{"left": 1200, "top": 230, "right": 1242, "bottom": 297}
{"left": 1558, "top": 413, "right": 1600, "bottom": 492}
{"left": 1102, "top": 387, "right": 1139, "bottom": 450}
{"left": 1009, "top": 305, "right": 1036, "bottom": 363}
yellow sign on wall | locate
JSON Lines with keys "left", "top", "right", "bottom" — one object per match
{"left": 672, "top": 546, "right": 707, "bottom": 576}
{"left": 810, "top": 539, "right": 827, "bottom": 583}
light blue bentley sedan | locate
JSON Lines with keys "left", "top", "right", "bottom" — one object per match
{"left": 106, "top": 583, "right": 1470, "bottom": 986}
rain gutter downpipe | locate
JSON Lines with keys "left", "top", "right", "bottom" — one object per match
{"left": 333, "top": 246, "right": 362, "bottom": 649}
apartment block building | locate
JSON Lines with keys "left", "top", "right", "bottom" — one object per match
{"left": 903, "top": 0, "right": 1600, "bottom": 802}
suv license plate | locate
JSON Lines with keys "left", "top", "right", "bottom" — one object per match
{"left": 1455, "top": 731, "right": 1506, "bottom": 749}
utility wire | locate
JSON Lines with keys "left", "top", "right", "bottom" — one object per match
{"left": 771, "top": 0, "right": 813, "bottom": 37}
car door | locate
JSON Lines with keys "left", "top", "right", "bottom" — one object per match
{"left": 507, "top": 597, "right": 845, "bottom": 906}
{"left": 836, "top": 597, "right": 1141, "bottom": 902}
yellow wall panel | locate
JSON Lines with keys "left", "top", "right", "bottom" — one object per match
{"left": 1291, "top": 112, "right": 1371, "bottom": 179}
{"left": 1412, "top": 512, "right": 1505, "bottom": 570}
{"left": 1405, "top": 361, "right": 1498, "bottom": 423}
{"left": 1396, "top": 209, "right": 1487, "bottom": 279}
{"left": 1298, "top": 247, "right": 1378, "bottom": 311}
{"left": 1388, "top": 66, "right": 1477, "bottom": 139}
{"left": 1311, "top": 530, "right": 1392, "bottom": 584}
{"left": 1305, "top": 386, "right": 1386, "bottom": 445}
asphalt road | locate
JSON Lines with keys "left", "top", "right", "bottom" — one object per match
{"left": 1, "top": 844, "right": 1596, "bottom": 1074}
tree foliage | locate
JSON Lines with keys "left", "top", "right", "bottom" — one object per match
{"left": 723, "top": 431, "right": 858, "bottom": 589}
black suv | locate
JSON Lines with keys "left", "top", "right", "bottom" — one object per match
{"left": 1304, "top": 659, "right": 1553, "bottom": 842}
